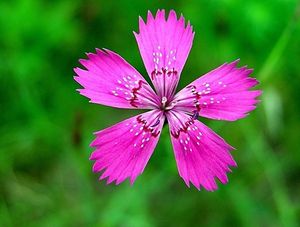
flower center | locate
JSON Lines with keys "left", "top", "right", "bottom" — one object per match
{"left": 160, "top": 96, "right": 177, "bottom": 111}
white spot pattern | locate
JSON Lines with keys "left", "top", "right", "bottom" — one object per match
{"left": 111, "top": 74, "right": 141, "bottom": 101}
{"left": 152, "top": 46, "right": 177, "bottom": 73}
{"left": 178, "top": 126, "right": 203, "bottom": 153}
{"left": 174, "top": 79, "right": 231, "bottom": 112}
{"left": 125, "top": 114, "right": 163, "bottom": 150}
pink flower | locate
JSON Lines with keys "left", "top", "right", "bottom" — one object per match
{"left": 74, "top": 10, "right": 261, "bottom": 191}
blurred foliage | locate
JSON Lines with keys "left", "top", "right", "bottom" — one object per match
{"left": 1, "top": 0, "right": 300, "bottom": 226}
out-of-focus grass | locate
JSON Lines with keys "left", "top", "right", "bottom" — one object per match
{"left": 1, "top": 0, "right": 300, "bottom": 226}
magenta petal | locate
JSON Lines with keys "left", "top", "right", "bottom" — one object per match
{"left": 90, "top": 110, "right": 165, "bottom": 185}
{"left": 74, "top": 48, "right": 159, "bottom": 109}
{"left": 166, "top": 110, "right": 236, "bottom": 191}
{"left": 173, "top": 60, "right": 262, "bottom": 121}
{"left": 134, "top": 10, "right": 194, "bottom": 99}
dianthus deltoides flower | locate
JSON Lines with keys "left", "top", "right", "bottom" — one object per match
{"left": 74, "top": 10, "right": 261, "bottom": 191}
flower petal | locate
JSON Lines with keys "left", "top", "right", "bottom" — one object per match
{"left": 134, "top": 9, "right": 194, "bottom": 99}
{"left": 74, "top": 48, "right": 159, "bottom": 109}
{"left": 166, "top": 110, "right": 236, "bottom": 191}
{"left": 90, "top": 110, "right": 165, "bottom": 185}
{"left": 173, "top": 60, "right": 262, "bottom": 121}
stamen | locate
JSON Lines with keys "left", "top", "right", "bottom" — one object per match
{"left": 150, "top": 119, "right": 160, "bottom": 127}
{"left": 165, "top": 101, "right": 177, "bottom": 110}
{"left": 192, "top": 110, "right": 199, "bottom": 119}
{"left": 162, "top": 96, "right": 167, "bottom": 109}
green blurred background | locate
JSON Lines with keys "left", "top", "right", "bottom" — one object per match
{"left": 1, "top": 0, "right": 300, "bottom": 226}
